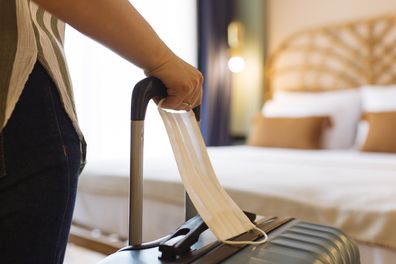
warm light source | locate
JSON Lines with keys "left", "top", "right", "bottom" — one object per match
{"left": 228, "top": 56, "right": 245, "bottom": 73}
{"left": 227, "top": 21, "right": 245, "bottom": 73}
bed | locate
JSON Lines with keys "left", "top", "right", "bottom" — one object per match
{"left": 71, "top": 14, "right": 396, "bottom": 263}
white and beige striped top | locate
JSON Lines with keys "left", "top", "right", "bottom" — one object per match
{"left": 0, "top": 0, "right": 86, "bottom": 167}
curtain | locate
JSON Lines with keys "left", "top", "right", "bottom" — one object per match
{"left": 198, "top": 0, "right": 234, "bottom": 146}
{"left": 65, "top": 0, "right": 198, "bottom": 162}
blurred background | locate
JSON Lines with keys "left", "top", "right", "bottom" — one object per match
{"left": 65, "top": 0, "right": 396, "bottom": 163}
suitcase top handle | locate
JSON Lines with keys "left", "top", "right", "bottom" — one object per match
{"left": 131, "top": 77, "right": 200, "bottom": 121}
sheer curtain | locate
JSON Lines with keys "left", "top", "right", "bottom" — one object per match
{"left": 64, "top": 0, "right": 197, "bottom": 162}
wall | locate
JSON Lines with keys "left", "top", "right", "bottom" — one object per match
{"left": 268, "top": 0, "right": 396, "bottom": 52}
{"left": 230, "top": 0, "right": 267, "bottom": 137}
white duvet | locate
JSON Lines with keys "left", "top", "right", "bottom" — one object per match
{"left": 78, "top": 146, "right": 396, "bottom": 249}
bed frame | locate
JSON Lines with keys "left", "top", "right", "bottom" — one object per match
{"left": 265, "top": 13, "right": 396, "bottom": 100}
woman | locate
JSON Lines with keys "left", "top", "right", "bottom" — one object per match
{"left": 0, "top": 0, "right": 203, "bottom": 263}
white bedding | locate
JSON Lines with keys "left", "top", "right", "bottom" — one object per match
{"left": 75, "top": 146, "right": 396, "bottom": 260}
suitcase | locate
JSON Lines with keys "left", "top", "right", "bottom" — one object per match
{"left": 99, "top": 77, "right": 360, "bottom": 264}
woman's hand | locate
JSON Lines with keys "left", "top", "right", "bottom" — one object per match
{"left": 146, "top": 53, "right": 203, "bottom": 110}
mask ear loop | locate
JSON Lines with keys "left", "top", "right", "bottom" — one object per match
{"left": 158, "top": 98, "right": 166, "bottom": 109}
{"left": 220, "top": 226, "right": 268, "bottom": 245}
{"left": 158, "top": 98, "right": 191, "bottom": 112}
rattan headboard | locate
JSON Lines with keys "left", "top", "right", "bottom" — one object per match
{"left": 265, "top": 13, "right": 396, "bottom": 100}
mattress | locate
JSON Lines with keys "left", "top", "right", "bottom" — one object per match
{"left": 74, "top": 146, "right": 396, "bottom": 263}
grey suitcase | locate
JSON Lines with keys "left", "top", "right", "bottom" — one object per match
{"left": 99, "top": 77, "right": 360, "bottom": 264}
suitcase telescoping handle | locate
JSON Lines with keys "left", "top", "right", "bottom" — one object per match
{"left": 129, "top": 77, "right": 200, "bottom": 246}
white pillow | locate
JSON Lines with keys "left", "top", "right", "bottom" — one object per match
{"left": 353, "top": 121, "right": 369, "bottom": 150}
{"left": 262, "top": 90, "right": 361, "bottom": 149}
{"left": 360, "top": 85, "right": 396, "bottom": 112}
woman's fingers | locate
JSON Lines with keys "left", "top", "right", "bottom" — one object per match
{"left": 161, "top": 78, "right": 201, "bottom": 110}
{"left": 181, "top": 84, "right": 202, "bottom": 109}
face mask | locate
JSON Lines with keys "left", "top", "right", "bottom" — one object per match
{"left": 159, "top": 107, "right": 267, "bottom": 245}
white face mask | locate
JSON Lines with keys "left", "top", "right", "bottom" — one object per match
{"left": 159, "top": 107, "right": 267, "bottom": 245}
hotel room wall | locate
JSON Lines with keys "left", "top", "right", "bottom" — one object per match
{"left": 230, "top": 0, "right": 267, "bottom": 137}
{"left": 268, "top": 0, "right": 396, "bottom": 52}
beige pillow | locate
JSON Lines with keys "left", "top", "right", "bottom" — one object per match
{"left": 248, "top": 114, "right": 332, "bottom": 149}
{"left": 361, "top": 111, "right": 396, "bottom": 153}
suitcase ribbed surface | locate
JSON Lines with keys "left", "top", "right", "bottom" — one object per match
{"left": 225, "top": 221, "right": 360, "bottom": 264}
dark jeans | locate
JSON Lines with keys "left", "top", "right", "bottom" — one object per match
{"left": 0, "top": 62, "right": 81, "bottom": 264}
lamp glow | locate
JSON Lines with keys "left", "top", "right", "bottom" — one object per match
{"left": 228, "top": 56, "right": 245, "bottom": 73}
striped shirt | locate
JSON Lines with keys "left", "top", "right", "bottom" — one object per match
{"left": 0, "top": 0, "right": 86, "bottom": 169}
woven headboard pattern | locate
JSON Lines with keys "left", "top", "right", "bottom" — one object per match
{"left": 265, "top": 14, "right": 396, "bottom": 98}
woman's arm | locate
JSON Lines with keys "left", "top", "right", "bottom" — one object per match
{"left": 33, "top": 0, "right": 202, "bottom": 109}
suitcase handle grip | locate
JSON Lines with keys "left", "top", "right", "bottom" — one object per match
{"left": 131, "top": 77, "right": 200, "bottom": 121}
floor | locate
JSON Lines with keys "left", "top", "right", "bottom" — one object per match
{"left": 64, "top": 243, "right": 106, "bottom": 264}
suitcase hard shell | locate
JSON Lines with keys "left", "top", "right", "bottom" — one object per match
{"left": 100, "top": 219, "right": 359, "bottom": 264}
{"left": 99, "top": 77, "right": 360, "bottom": 264}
